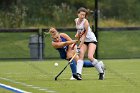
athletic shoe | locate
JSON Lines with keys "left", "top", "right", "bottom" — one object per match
{"left": 73, "top": 73, "right": 82, "bottom": 80}
{"left": 99, "top": 73, "right": 104, "bottom": 80}
{"left": 70, "top": 76, "right": 76, "bottom": 80}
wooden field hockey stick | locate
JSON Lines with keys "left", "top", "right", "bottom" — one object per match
{"left": 54, "top": 53, "right": 77, "bottom": 81}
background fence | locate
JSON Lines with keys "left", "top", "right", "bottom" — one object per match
{"left": 0, "top": 29, "right": 41, "bottom": 60}
{"left": 97, "top": 28, "right": 140, "bottom": 59}
{"left": 0, "top": 27, "right": 140, "bottom": 60}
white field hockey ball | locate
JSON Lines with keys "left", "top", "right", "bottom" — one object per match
{"left": 54, "top": 62, "right": 58, "bottom": 66}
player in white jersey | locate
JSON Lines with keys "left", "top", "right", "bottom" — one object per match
{"left": 74, "top": 7, "right": 105, "bottom": 80}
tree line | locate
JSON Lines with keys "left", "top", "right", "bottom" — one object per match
{"left": 0, "top": 0, "right": 139, "bottom": 27}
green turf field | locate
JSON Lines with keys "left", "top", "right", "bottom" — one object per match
{"left": 0, "top": 59, "right": 140, "bottom": 93}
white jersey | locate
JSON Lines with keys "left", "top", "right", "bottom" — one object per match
{"left": 75, "top": 18, "right": 97, "bottom": 42}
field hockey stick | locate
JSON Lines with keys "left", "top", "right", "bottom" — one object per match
{"left": 71, "top": 31, "right": 85, "bottom": 50}
{"left": 54, "top": 53, "right": 77, "bottom": 81}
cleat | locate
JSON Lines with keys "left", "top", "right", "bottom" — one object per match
{"left": 99, "top": 73, "right": 104, "bottom": 80}
{"left": 70, "top": 76, "right": 76, "bottom": 80}
{"left": 73, "top": 73, "right": 82, "bottom": 80}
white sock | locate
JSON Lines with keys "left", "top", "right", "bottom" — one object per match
{"left": 77, "top": 60, "right": 84, "bottom": 74}
{"left": 92, "top": 59, "right": 98, "bottom": 65}
{"left": 92, "top": 59, "right": 103, "bottom": 73}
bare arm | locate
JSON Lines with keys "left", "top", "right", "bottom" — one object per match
{"left": 60, "top": 33, "right": 72, "bottom": 41}
{"left": 52, "top": 40, "right": 77, "bottom": 48}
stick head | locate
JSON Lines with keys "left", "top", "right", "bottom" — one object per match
{"left": 55, "top": 77, "right": 57, "bottom": 81}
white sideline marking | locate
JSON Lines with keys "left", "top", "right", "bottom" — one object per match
{"left": 0, "top": 83, "right": 31, "bottom": 93}
{"left": 0, "top": 77, "right": 56, "bottom": 93}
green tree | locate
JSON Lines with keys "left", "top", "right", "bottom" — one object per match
{"left": 99, "top": 0, "right": 140, "bottom": 22}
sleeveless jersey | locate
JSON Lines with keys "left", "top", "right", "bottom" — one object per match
{"left": 55, "top": 36, "right": 68, "bottom": 59}
{"left": 75, "top": 18, "right": 97, "bottom": 42}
